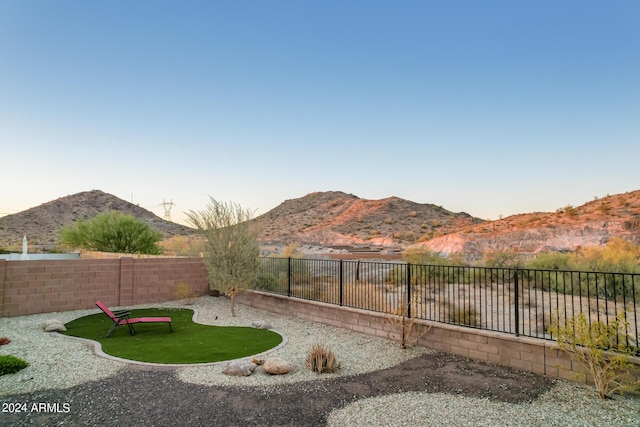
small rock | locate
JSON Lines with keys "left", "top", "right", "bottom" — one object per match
{"left": 222, "top": 359, "right": 257, "bottom": 376}
{"left": 262, "top": 358, "right": 291, "bottom": 375}
{"left": 251, "top": 320, "right": 272, "bottom": 329}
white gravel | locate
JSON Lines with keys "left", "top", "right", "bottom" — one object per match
{"left": 327, "top": 382, "right": 640, "bottom": 427}
{"left": 0, "top": 307, "right": 127, "bottom": 396}
{"left": 0, "top": 296, "right": 427, "bottom": 395}
{"left": 1, "top": 296, "right": 639, "bottom": 426}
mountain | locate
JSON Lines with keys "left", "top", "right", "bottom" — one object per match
{"left": 411, "top": 190, "right": 640, "bottom": 258}
{"left": 0, "top": 190, "right": 194, "bottom": 248}
{"left": 252, "top": 191, "right": 483, "bottom": 246}
{"left": 2, "top": 189, "right": 640, "bottom": 256}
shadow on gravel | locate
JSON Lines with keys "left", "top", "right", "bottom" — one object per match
{"left": 1, "top": 351, "right": 556, "bottom": 427}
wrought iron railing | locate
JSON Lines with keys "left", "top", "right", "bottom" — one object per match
{"left": 256, "top": 257, "right": 639, "bottom": 348}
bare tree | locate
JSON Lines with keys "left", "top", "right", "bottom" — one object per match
{"left": 186, "top": 197, "right": 260, "bottom": 316}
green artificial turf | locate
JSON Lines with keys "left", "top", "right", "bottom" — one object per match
{"left": 60, "top": 308, "right": 282, "bottom": 364}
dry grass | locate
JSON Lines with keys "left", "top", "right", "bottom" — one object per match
{"left": 306, "top": 342, "right": 340, "bottom": 374}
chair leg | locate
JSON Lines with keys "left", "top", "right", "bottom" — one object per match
{"left": 128, "top": 323, "right": 135, "bottom": 335}
{"left": 106, "top": 324, "right": 118, "bottom": 338}
{"left": 169, "top": 323, "right": 174, "bottom": 333}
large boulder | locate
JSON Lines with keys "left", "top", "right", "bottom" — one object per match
{"left": 223, "top": 359, "right": 257, "bottom": 376}
{"left": 43, "top": 319, "right": 67, "bottom": 332}
{"left": 251, "top": 320, "right": 272, "bottom": 330}
{"left": 262, "top": 358, "right": 291, "bottom": 375}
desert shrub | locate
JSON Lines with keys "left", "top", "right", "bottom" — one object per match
{"left": 254, "top": 273, "right": 280, "bottom": 292}
{"left": 573, "top": 238, "right": 640, "bottom": 274}
{"left": 288, "top": 258, "right": 312, "bottom": 286}
{"left": 522, "top": 239, "right": 640, "bottom": 300}
{"left": 306, "top": 342, "right": 340, "bottom": 374}
{"left": 281, "top": 242, "right": 304, "bottom": 258}
{"left": 525, "top": 252, "right": 573, "bottom": 271}
{"left": 0, "top": 355, "right": 29, "bottom": 376}
{"left": 385, "top": 300, "right": 431, "bottom": 349}
{"left": 59, "top": 211, "right": 163, "bottom": 254}
{"left": 549, "top": 312, "right": 640, "bottom": 398}
{"left": 573, "top": 238, "right": 640, "bottom": 300}
{"left": 173, "top": 282, "right": 198, "bottom": 304}
{"left": 387, "top": 250, "right": 474, "bottom": 287}
{"left": 0, "top": 337, "right": 10, "bottom": 346}
{"left": 557, "top": 204, "right": 578, "bottom": 218}
{"left": 440, "top": 301, "right": 481, "bottom": 327}
{"left": 265, "top": 245, "right": 311, "bottom": 287}
{"left": 482, "top": 250, "right": 521, "bottom": 268}
{"left": 618, "top": 197, "right": 630, "bottom": 207}
{"left": 403, "top": 247, "right": 451, "bottom": 265}
{"left": 160, "top": 236, "right": 205, "bottom": 256}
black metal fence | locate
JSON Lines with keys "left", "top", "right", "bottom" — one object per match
{"left": 256, "top": 257, "right": 640, "bottom": 348}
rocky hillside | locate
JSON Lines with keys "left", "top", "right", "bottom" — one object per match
{"left": 2, "top": 189, "right": 639, "bottom": 256}
{"left": 253, "top": 191, "right": 483, "bottom": 246}
{"left": 411, "top": 190, "right": 640, "bottom": 257}
{"left": 0, "top": 190, "right": 195, "bottom": 249}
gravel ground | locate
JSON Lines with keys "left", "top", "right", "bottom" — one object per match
{"left": 1, "top": 296, "right": 639, "bottom": 426}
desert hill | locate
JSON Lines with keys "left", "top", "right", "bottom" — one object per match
{"left": 412, "top": 190, "right": 640, "bottom": 257}
{"left": 2, "top": 189, "right": 640, "bottom": 257}
{"left": 0, "top": 190, "right": 194, "bottom": 249}
{"left": 253, "top": 191, "right": 482, "bottom": 246}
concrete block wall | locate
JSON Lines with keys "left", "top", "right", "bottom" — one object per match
{"left": 0, "top": 258, "right": 209, "bottom": 317}
{"left": 236, "top": 290, "right": 640, "bottom": 385}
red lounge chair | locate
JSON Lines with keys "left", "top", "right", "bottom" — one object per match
{"left": 95, "top": 300, "right": 173, "bottom": 338}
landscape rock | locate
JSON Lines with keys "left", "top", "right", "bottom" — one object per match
{"left": 262, "top": 358, "right": 291, "bottom": 375}
{"left": 43, "top": 319, "right": 67, "bottom": 332}
{"left": 251, "top": 320, "right": 272, "bottom": 330}
{"left": 222, "top": 359, "right": 257, "bottom": 376}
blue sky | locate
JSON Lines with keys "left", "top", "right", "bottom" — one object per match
{"left": 1, "top": 1, "right": 638, "bottom": 226}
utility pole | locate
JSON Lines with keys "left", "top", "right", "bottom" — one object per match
{"left": 161, "top": 199, "right": 175, "bottom": 221}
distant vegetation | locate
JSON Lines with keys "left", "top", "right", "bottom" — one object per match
{"left": 401, "top": 238, "right": 640, "bottom": 274}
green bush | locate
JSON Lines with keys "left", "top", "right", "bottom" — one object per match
{"left": 549, "top": 312, "right": 640, "bottom": 398}
{"left": 59, "top": 211, "right": 163, "bottom": 254}
{"left": 482, "top": 250, "right": 521, "bottom": 268}
{"left": 525, "top": 252, "right": 573, "bottom": 271}
{"left": 440, "top": 301, "right": 481, "bottom": 327}
{"left": 0, "top": 355, "right": 29, "bottom": 376}
{"left": 255, "top": 273, "right": 280, "bottom": 292}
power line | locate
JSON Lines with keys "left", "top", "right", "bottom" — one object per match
{"left": 160, "top": 199, "right": 175, "bottom": 221}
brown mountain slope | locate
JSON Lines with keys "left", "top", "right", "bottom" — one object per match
{"left": 3, "top": 189, "right": 639, "bottom": 255}
{"left": 253, "top": 191, "right": 482, "bottom": 246}
{"left": 411, "top": 190, "right": 640, "bottom": 257}
{"left": 0, "top": 190, "right": 195, "bottom": 248}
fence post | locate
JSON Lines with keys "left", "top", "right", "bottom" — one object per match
{"left": 514, "top": 267, "right": 519, "bottom": 337}
{"left": 339, "top": 259, "right": 343, "bottom": 306}
{"left": 406, "top": 262, "right": 412, "bottom": 318}
{"left": 287, "top": 257, "right": 292, "bottom": 297}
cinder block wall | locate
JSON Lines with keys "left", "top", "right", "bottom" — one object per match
{"left": 0, "top": 258, "right": 208, "bottom": 317}
{"left": 236, "top": 290, "right": 640, "bottom": 385}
